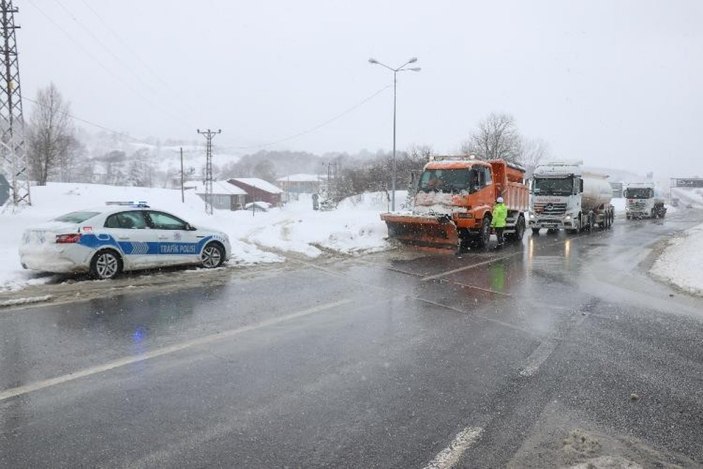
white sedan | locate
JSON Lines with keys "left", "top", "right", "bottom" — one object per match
{"left": 19, "top": 203, "right": 232, "bottom": 280}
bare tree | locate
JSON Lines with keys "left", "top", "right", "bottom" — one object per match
{"left": 55, "top": 135, "right": 83, "bottom": 182}
{"left": 26, "top": 84, "right": 76, "bottom": 185}
{"left": 462, "top": 113, "right": 523, "bottom": 163}
{"left": 520, "top": 137, "right": 550, "bottom": 178}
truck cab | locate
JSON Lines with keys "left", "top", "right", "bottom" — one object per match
{"left": 624, "top": 182, "right": 657, "bottom": 219}
{"left": 529, "top": 162, "right": 584, "bottom": 233}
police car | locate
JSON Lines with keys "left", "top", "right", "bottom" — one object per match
{"left": 19, "top": 202, "right": 232, "bottom": 280}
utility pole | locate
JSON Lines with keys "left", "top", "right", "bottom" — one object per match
{"left": 179, "top": 147, "right": 184, "bottom": 203}
{"left": 0, "top": 0, "right": 30, "bottom": 207}
{"left": 197, "top": 129, "right": 220, "bottom": 215}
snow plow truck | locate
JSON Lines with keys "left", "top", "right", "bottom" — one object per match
{"left": 380, "top": 156, "right": 529, "bottom": 250}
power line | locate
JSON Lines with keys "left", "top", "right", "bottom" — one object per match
{"left": 23, "top": 95, "right": 156, "bottom": 146}
{"left": 53, "top": 0, "right": 163, "bottom": 97}
{"left": 57, "top": 0, "right": 200, "bottom": 118}
{"left": 77, "top": 0, "right": 172, "bottom": 90}
{"left": 232, "top": 85, "right": 392, "bottom": 151}
{"left": 25, "top": 0, "right": 194, "bottom": 132}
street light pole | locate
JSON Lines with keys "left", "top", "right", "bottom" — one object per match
{"left": 392, "top": 69, "right": 397, "bottom": 213}
{"left": 369, "top": 57, "right": 421, "bottom": 211}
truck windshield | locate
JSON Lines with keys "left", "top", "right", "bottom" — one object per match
{"left": 533, "top": 177, "right": 573, "bottom": 196}
{"left": 624, "top": 188, "right": 654, "bottom": 199}
{"left": 418, "top": 169, "right": 471, "bottom": 193}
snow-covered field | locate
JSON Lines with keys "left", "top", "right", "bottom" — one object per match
{"left": 1, "top": 183, "right": 702, "bottom": 297}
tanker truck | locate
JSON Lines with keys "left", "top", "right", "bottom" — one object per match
{"left": 528, "top": 161, "right": 614, "bottom": 234}
{"left": 380, "top": 156, "right": 529, "bottom": 250}
{"left": 624, "top": 182, "right": 666, "bottom": 219}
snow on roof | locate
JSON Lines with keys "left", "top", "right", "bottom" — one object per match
{"left": 276, "top": 174, "right": 325, "bottom": 182}
{"left": 184, "top": 180, "right": 247, "bottom": 195}
{"left": 230, "top": 178, "right": 283, "bottom": 194}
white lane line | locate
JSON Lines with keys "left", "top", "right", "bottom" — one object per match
{"left": 0, "top": 295, "right": 53, "bottom": 308}
{"left": 423, "top": 426, "right": 484, "bottom": 469}
{"left": 0, "top": 298, "right": 352, "bottom": 402}
{"left": 415, "top": 297, "right": 532, "bottom": 335}
{"left": 518, "top": 339, "right": 558, "bottom": 377}
{"left": 421, "top": 253, "right": 519, "bottom": 282}
{"left": 452, "top": 281, "right": 513, "bottom": 297}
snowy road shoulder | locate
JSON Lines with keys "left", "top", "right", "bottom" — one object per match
{"left": 0, "top": 183, "right": 393, "bottom": 293}
{"left": 649, "top": 221, "right": 703, "bottom": 296}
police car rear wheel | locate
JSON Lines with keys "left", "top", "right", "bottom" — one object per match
{"left": 201, "top": 243, "right": 224, "bottom": 268}
{"left": 90, "top": 250, "right": 122, "bottom": 280}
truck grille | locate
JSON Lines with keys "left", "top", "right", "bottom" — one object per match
{"left": 533, "top": 202, "right": 567, "bottom": 216}
{"left": 627, "top": 200, "right": 647, "bottom": 209}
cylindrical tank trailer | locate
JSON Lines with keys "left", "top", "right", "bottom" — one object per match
{"left": 581, "top": 173, "right": 614, "bottom": 213}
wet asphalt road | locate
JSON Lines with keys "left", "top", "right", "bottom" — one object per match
{"left": 1, "top": 211, "right": 703, "bottom": 468}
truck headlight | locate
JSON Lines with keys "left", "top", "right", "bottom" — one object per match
{"left": 564, "top": 215, "right": 571, "bottom": 221}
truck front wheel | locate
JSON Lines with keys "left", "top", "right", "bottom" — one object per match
{"left": 475, "top": 217, "right": 491, "bottom": 248}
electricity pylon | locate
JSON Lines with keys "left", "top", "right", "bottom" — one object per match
{"left": 197, "top": 129, "right": 220, "bottom": 215}
{"left": 0, "top": 0, "right": 30, "bottom": 207}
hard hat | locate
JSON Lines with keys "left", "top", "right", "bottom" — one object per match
{"left": 497, "top": 197, "right": 504, "bottom": 203}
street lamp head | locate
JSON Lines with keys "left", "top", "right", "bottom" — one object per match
{"left": 408, "top": 57, "right": 418, "bottom": 64}
{"left": 408, "top": 67, "right": 422, "bottom": 72}
{"left": 368, "top": 58, "right": 378, "bottom": 64}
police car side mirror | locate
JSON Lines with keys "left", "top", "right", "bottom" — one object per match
{"left": 187, "top": 223, "right": 197, "bottom": 231}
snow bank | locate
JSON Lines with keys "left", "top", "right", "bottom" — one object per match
{"left": 650, "top": 222, "right": 703, "bottom": 296}
{"left": 648, "top": 188, "right": 703, "bottom": 295}
{"left": 0, "top": 183, "right": 391, "bottom": 292}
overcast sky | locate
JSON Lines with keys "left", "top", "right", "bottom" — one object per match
{"left": 17, "top": 0, "right": 703, "bottom": 177}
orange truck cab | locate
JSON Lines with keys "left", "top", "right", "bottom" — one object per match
{"left": 381, "top": 157, "right": 529, "bottom": 249}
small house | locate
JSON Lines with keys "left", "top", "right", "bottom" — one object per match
{"left": 227, "top": 178, "right": 283, "bottom": 206}
{"left": 276, "top": 174, "right": 326, "bottom": 194}
{"left": 185, "top": 180, "right": 247, "bottom": 211}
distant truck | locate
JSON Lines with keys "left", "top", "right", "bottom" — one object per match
{"left": 624, "top": 182, "right": 666, "bottom": 219}
{"left": 529, "top": 161, "right": 614, "bottom": 234}
{"left": 380, "top": 156, "right": 529, "bottom": 250}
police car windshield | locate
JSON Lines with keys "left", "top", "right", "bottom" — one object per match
{"left": 53, "top": 211, "right": 101, "bottom": 223}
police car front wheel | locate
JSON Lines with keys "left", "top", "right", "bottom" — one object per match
{"left": 90, "top": 250, "right": 123, "bottom": 280}
{"left": 201, "top": 243, "right": 225, "bottom": 269}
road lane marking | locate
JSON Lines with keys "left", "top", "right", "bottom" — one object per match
{"left": 421, "top": 253, "right": 520, "bottom": 282}
{"left": 0, "top": 298, "right": 352, "bottom": 402}
{"left": 452, "top": 281, "right": 513, "bottom": 297}
{"left": 415, "top": 297, "right": 532, "bottom": 335}
{"left": 423, "top": 426, "right": 483, "bottom": 469}
{"left": 518, "top": 339, "right": 558, "bottom": 377}
{"left": 0, "top": 295, "right": 52, "bottom": 308}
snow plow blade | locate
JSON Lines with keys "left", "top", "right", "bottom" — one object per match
{"left": 381, "top": 213, "right": 459, "bottom": 249}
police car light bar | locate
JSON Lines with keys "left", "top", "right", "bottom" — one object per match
{"left": 105, "top": 201, "right": 150, "bottom": 208}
